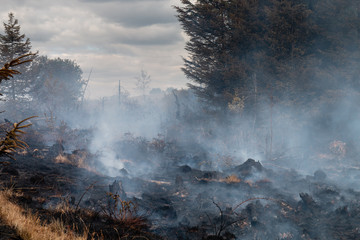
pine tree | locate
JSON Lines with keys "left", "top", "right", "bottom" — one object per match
{"left": 176, "top": 0, "right": 360, "bottom": 110}
{"left": 0, "top": 12, "right": 32, "bottom": 103}
{"left": 175, "top": 0, "right": 268, "bottom": 110}
{"left": 264, "top": 0, "right": 316, "bottom": 101}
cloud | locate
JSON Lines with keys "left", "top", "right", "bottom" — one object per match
{"left": 80, "top": 0, "right": 169, "bottom": 3}
{"left": 0, "top": 0, "right": 188, "bottom": 99}
{"left": 85, "top": 1, "right": 178, "bottom": 28}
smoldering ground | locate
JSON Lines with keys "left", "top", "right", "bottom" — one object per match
{"left": 42, "top": 83, "right": 359, "bottom": 239}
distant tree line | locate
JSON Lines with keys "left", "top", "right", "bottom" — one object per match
{"left": 0, "top": 12, "right": 85, "bottom": 119}
{"left": 175, "top": 0, "right": 360, "bottom": 112}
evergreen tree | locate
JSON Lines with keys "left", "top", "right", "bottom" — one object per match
{"left": 175, "top": 0, "right": 360, "bottom": 109}
{"left": 264, "top": 0, "right": 316, "bottom": 101}
{"left": 176, "top": 0, "right": 268, "bottom": 109}
{"left": 0, "top": 12, "right": 33, "bottom": 103}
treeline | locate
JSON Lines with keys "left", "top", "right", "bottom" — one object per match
{"left": 176, "top": 0, "right": 360, "bottom": 112}
{"left": 0, "top": 13, "right": 85, "bottom": 119}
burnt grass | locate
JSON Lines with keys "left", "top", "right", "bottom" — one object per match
{"left": 1, "top": 138, "right": 360, "bottom": 239}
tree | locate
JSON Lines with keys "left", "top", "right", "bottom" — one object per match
{"left": 264, "top": 0, "right": 316, "bottom": 100}
{"left": 175, "top": 0, "right": 268, "bottom": 109}
{"left": 29, "top": 56, "right": 84, "bottom": 114}
{"left": 175, "top": 0, "right": 360, "bottom": 110}
{"left": 0, "top": 53, "right": 37, "bottom": 162}
{"left": 0, "top": 13, "right": 33, "bottom": 103}
{"left": 135, "top": 69, "right": 151, "bottom": 99}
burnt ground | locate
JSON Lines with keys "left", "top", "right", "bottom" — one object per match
{"left": 0, "top": 218, "right": 21, "bottom": 240}
{"left": 0, "top": 147, "right": 161, "bottom": 240}
{"left": 1, "top": 142, "right": 360, "bottom": 239}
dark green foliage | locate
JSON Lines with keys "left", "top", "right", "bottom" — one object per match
{"left": 0, "top": 13, "right": 34, "bottom": 103}
{"left": 0, "top": 13, "right": 31, "bottom": 61}
{"left": 0, "top": 13, "right": 85, "bottom": 117}
{"left": 0, "top": 54, "right": 37, "bottom": 162}
{"left": 30, "top": 56, "right": 85, "bottom": 113}
{"left": 175, "top": 0, "right": 360, "bottom": 110}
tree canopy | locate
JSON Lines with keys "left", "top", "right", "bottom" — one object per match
{"left": 0, "top": 12, "right": 33, "bottom": 103}
{"left": 30, "top": 56, "right": 84, "bottom": 113}
{"left": 175, "top": 0, "right": 360, "bottom": 110}
{"left": 0, "top": 13, "right": 85, "bottom": 118}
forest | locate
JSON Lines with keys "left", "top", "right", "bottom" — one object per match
{"left": 0, "top": 0, "right": 360, "bottom": 239}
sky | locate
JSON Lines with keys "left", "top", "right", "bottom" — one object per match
{"left": 0, "top": 0, "right": 188, "bottom": 99}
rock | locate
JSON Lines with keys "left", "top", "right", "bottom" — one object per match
{"left": 299, "top": 193, "right": 315, "bottom": 205}
{"left": 202, "top": 171, "right": 218, "bottom": 179}
{"left": 232, "top": 158, "right": 263, "bottom": 177}
{"left": 109, "top": 180, "right": 126, "bottom": 199}
{"left": 119, "top": 168, "right": 128, "bottom": 176}
{"left": 314, "top": 169, "right": 327, "bottom": 181}
{"left": 179, "top": 165, "right": 192, "bottom": 173}
{"left": 48, "top": 142, "right": 64, "bottom": 158}
{"left": 142, "top": 193, "right": 177, "bottom": 220}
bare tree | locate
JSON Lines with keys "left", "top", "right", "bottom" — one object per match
{"left": 135, "top": 69, "right": 151, "bottom": 99}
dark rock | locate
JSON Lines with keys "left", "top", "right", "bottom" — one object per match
{"left": 179, "top": 165, "right": 192, "bottom": 173}
{"left": 232, "top": 158, "right": 263, "bottom": 177}
{"left": 109, "top": 180, "right": 126, "bottom": 199}
{"left": 314, "top": 170, "right": 327, "bottom": 181}
{"left": 299, "top": 193, "right": 315, "bottom": 205}
{"left": 142, "top": 194, "right": 177, "bottom": 220}
{"left": 48, "top": 142, "right": 64, "bottom": 157}
{"left": 298, "top": 193, "right": 318, "bottom": 212}
{"left": 335, "top": 206, "right": 348, "bottom": 215}
{"left": 203, "top": 171, "right": 218, "bottom": 179}
{"left": 119, "top": 168, "right": 128, "bottom": 176}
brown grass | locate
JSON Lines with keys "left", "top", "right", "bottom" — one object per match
{"left": 221, "top": 175, "right": 241, "bottom": 184}
{"left": 0, "top": 189, "right": 88, "bottom": 240}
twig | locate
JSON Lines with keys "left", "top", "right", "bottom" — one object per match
{"left": 75, "top": 181, "right": 97, "bottom": 211}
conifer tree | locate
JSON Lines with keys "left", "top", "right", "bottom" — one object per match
{"left": 0, "top": 12, "right": 32, "bottom": 103}
{"left": 175, "top": 0, "right": 268, "bottom": 109}
{"left": 176, "top": 0, "right": 360, "bottom": 109}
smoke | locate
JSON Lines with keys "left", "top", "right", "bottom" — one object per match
{"left": 4, "top": 66, "right": 357, "bottom": 239}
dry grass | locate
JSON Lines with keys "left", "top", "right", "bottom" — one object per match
{"left": 221, "top": 175, "right": 241, "bottom": 184}
{"left": 0, "top": 189, "right": 88, "bottom": 240}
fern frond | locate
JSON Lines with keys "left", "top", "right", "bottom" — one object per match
{"left": 0, "top": 116, "right": 37, "bottom": 160}
{"left": 0, "top": 52, "right": 37, "bottom": 82}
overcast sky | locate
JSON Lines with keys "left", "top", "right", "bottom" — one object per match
{"left": 0, "top": 0, "right": 187, "bottom": 99}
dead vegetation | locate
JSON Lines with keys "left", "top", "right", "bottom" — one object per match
{"left": 0, "top": 188, "right": 88, "bottom": 240}
{"left": 0, "top": 54, "right": 359, "bottom": 239}
{"left": 0, "top": 53, "right": 36, "bottom": 83}
{"left": 0, "top": 116, "right": 37, "bottom": 162}
{"left": 0, "top": 53, "right": 38, "bottom": 164}
{"left": 0, "top": 54, "right": 158, "bottom": 240}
